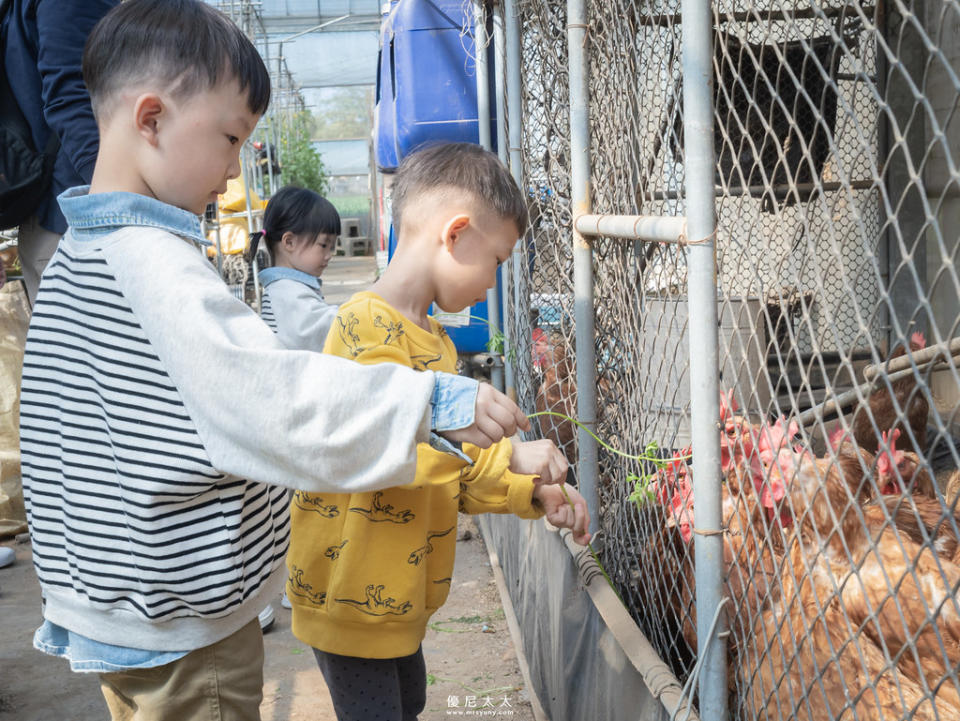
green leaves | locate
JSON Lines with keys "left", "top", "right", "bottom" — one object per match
{"left": 278, "top": 111, "right": 329, "bottom": 196}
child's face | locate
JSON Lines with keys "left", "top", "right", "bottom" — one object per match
{"left": 144, "top": 79, "right": 259, "bottom": 215}
{"left": 435, "top": 214, "right": 518, "bottom": 313}
{"left": 289, "top": 232, "right": 336, "bottom": 277}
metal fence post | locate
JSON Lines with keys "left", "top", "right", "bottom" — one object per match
{"left": 567, "top": 0, "right": 600, "bottom": 536}
{"left": 681, "top": 0, "right": 727, "bottom": 717}
{"left": 493, "top": 2, "right": 516, "bottom": 400}
{"left": 474, "top": 0, "right": 505, "bottom": 392}
{"left": 505, "top": 0, "right": 527, "bottom": 405}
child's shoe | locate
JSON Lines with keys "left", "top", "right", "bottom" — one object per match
{"left": 280, "top": 592, "right": 292, "bottom": 609}
{"left": 0, "top": 547, "right": 14, "bottom": 569}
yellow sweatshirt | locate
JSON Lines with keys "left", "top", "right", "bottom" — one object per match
{"left": 287, "top": 291, "right": 543, "bottom": 658}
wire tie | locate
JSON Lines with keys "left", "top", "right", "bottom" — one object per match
{"left": 692, "top": 526, "right": 725, "bottom": 537}
{"left": 566, "top": 23, "right": 590, "bottom": 48}
{"left": 678, "top": 228, "right": 717, "bottom": 247}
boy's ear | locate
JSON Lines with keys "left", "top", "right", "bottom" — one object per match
{"left": 440, "top": 214, "right": 471, "bottom": 250}
{"left": 133, "top": 93, "right": 165, "bottom": 147}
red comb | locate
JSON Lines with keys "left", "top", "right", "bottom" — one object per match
{"left": 910, "top": 331, "right": 926, "bottom": 349}
{"left": 881, "top": 427, "right": 901, "bottom": 452}
{"left": 827, "top": 425, "right": 846, "bottom": 450}
{"left": 719, "top": 389, "right": 738, "bottom": 422}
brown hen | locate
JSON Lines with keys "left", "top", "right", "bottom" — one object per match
{"left": 755, "top": 450, "right": 960, "bottom": 718}
{"left": 534, "top": 336, "right": 577, "bottom": 465}
{"left": 853, "top": 331, "right": 929, "bottom": 455}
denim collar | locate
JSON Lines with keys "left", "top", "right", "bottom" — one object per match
{"left": 58, "top": 186, "right": 207, "bottom": 244}
{"left": 258, "top": 266, "right": 322, "bottom": 290}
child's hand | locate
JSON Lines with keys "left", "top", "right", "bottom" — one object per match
{"left": 509, "top": 439, "right": 568, "bottom": 485}
{"left": 533, "top": 483, "right": 591, "bottom": 545}
{"left": 440, "top": 383, "right": 530, "bottom": 449}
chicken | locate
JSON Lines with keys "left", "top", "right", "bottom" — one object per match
{"left": 662, "top": 397, "right": 960, "bottom": 718}
{"left": 534, "top": 333, "right": 577, "bottom": 465}
{"left": 875, "top": 427, "right": 937, "bottom": 498}
{"left": 658, "top": 404, "right": 792, "bottom": 669}
{"left": 747, "top": 539, "right": 956, "bottom": 721}
{"left": 946, "top": 469, "right": 960, "bottom": 509}
{"left": 758, "top": 449, "right": 960, "bottom": 717}
{"left": 672, "top": 460, "right": 784, "bottom": 666}
{"left": 853, "top": 331, "right": 929, "bottom": 455}
{"left": 876, "top": 494, "right": 960, "bottom": 566}
{"left": 826, "top": 424, "right": 876, "bottom": 500}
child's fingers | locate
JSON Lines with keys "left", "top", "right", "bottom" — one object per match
{"left": 563, "top": 491, "right": 590, "bottom": 545}
{"left": 531, "top": 445, "right": 567, "bottom": 485}
{"left": 574, "top": 498, "right": 590, "bottom": 542}
{"left": 514, "top": 403, "right": 531, "bottom": 432}
{"left": 571, "top": 521, "right": 590, "bottom": 545}
{"left": 549, "top": 450, "right": 568, "bottom": 486}
{"left": 477, "top": 385, "right": 522, "bottom": 438}
{"left": 492, "top": 391, "right": 529, "bottom": 433}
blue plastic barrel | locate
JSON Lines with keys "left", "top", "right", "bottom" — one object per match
{"left": 374, "top": 0, "right": 497, "bottom": 172}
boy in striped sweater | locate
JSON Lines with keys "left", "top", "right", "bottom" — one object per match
{"left": 19, "top": 2, "right": 560, "bottom": 719}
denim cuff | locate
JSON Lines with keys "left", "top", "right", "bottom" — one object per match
{"left": 431, "top": 372, "right": 478, "bottom": 432}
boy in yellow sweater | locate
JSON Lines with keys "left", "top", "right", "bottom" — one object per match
{"left": 286, "top": 143, "right": 591, "bottom": 721}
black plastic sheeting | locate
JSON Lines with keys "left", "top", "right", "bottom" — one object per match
{"left": 480, "top": 515, "right": 669, "bottom": 721}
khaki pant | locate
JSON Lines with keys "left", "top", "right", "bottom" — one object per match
{"left": 18, "top": 214, "right": 61, "bottom": 306}
{"left": 99, "top": 619, "right": 264, "bottom": 721}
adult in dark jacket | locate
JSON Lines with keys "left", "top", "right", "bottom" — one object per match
{"left": 2, "top": 0, "right": 118, "bottom": 305}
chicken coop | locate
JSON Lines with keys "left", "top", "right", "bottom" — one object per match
{"left": 473, "top": 0, "right": 960, "bottom": 719}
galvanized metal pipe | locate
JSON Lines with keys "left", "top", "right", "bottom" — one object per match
{"left": 680, "top": 0, "right": 727, "bottom": 715}
{"left": 505, "top": 0, "right": 527, "bottom": 405}
{"left": 798, "top": 353, "right": 960, "bottom": 428}
{"left": 493, "top": 2, "right": 516, "bottom": 399}
{"left": 567, "top": 0, "right": 599, "bottom": 536}
{"left": 474, "top": 0, "right": 504, "bottom": 391}
{"left": 575, "top": 214, "right": 687, "bottom": 244}
{"left": 474, "top": 1, "right": 492, "bottom": 150}
{"left": 863, "top": 336, "right": 960, "bottom": 380}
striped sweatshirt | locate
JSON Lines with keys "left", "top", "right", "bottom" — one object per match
{"left": 20, "top": 188, "right": 441, "bottom": 652}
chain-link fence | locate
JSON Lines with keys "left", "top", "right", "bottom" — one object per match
{"left": 500, "top": 0, "right": 960, "bottom": 718}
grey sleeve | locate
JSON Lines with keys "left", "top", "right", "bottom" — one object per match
{"left": 102, "top": 230, "right": 434, "bottom": 493}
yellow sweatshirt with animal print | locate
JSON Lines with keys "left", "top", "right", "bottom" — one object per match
{"left": 287, "top": 291, "right": 543, "bottom": 658}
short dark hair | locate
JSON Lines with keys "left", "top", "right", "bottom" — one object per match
{"left": 391, "top": 143, "right": 528, "bottom": 236}
{"left": 263, "top": 186, "right": 342, "bottom": 244}
{"left": 83, "top": 0, "right": 270, "bottom": 119}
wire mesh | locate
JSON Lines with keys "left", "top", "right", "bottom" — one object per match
{"left": 505, "top": 0, "right": 960, "bottom": 718}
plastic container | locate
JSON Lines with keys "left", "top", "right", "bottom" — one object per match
{"left": 374, "top": 0, "right": 497, "bottom": 172}
{"left": 432, "top": 289, "right": 500, "bottom": 354}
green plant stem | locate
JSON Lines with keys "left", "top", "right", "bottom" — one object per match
{"left": 528, "top": 410, "right": 691, "bottom": 464}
